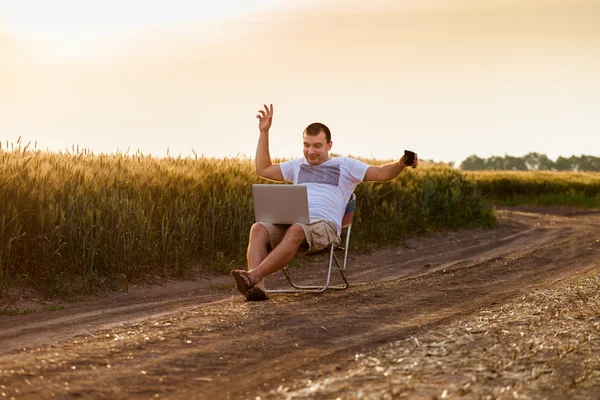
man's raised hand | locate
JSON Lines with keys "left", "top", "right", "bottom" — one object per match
{"left": 256, "top": 104, "right": 273, "bottom": 133}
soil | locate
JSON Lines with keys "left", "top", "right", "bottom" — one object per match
{"left": 1, "top": 206, "right": 599, "bottom": 399}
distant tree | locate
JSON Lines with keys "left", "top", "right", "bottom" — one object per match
{"left": 538, "top": 154, "right": 556, "bottom": 170}
{"left": 578, "top": 155, "right": 600, "bottom": 171}
{"left": 459, "top": 153, "right": 600, "bottom": 171}
{"left": 486, "top": 155, "right": 505, "bottom": 170}
{"left": 504, "top": 154, "right": 528, "bottom": 171}
{"left": 555, "top": 156, "right": 576, "bottom": 171}
{"left": 460, "top": 155, "right": 486, "bottom": 170}
{"left": 522, "top": 152, "right": 555, "bottom": 171}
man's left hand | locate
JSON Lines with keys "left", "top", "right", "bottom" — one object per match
{"left": 400, "top": 153, "right": 419, "bottom": 169}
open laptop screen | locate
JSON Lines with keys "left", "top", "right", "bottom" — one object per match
{"left": 252, "top": 184, "right": 310, "bottom": 225}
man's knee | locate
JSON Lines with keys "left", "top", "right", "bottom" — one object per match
{"left": 250, "top": 223, "right": 270, "bottom": 242}
{"left": 284, "top": 224, "right": 307, "bottom": 245}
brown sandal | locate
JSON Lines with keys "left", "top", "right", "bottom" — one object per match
{"left": 245, "top": 286, "right": 270, "bottom": 302}
{"left": 231, "top": 270, "right": 253, "bottom": 295}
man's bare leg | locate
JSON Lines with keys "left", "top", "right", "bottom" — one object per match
{"left": 246, "top": 223, "right": 271, "bottom": 286}
{"left": 247, "top": 224, "right": 306, "bottom": 288}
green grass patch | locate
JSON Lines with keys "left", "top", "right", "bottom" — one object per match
{"left": 42, "top": 305, "right": 65, "bottom": 311}
{"left": 0, "top": 307, "right": 36, "bottom": 316}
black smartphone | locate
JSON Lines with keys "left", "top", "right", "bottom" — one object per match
{"left": 404, "top": 150, "right": 415, "bottom": 166}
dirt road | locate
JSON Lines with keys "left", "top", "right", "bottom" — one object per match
{"left": 1, "top": 207, "right": 599, "bottom": 399}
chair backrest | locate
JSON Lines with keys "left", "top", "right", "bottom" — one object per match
{"left": 341, "top": 193, "right": 356, "bottom": 229}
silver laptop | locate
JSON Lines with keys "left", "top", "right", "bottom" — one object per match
{"left": 252, "top": 184, "right": 310, "bottom": 224}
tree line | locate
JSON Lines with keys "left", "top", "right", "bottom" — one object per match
{"left": 460, "top": 153, "right": 600, "bottom": 172}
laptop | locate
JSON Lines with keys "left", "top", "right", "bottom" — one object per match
{"left": 252, "top": 184, "right": 310, "bottom": 224}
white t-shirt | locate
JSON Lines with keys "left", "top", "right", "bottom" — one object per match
{"left": 280, "top": 157, "right": 370, "bottom": 235}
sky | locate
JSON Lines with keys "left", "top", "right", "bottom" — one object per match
{"left": 1, "top": 0, "right": 599, "bottom": 165}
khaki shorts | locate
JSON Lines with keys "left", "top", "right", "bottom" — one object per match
{"left": 258, "top": 220, "right": 340, "bottom": 257}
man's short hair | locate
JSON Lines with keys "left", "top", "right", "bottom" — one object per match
{"left": 303, "top": 122, "right": 331, "bottom": 143}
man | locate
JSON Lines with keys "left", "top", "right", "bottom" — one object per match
{"left": 231, "top": 104, "right": 419, "bottom": 301}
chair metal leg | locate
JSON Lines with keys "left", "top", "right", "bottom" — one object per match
{"left": 265, "top": 244, "right": 350, "bottom": 293}
{"left": 265, "top": 205, "right": 354, "bottom": 294}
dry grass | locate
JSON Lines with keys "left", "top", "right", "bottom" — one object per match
{"left": 273, "top": 271, "right": 600, "bottom": 399}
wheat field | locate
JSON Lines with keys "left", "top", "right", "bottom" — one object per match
{"left": 467, "top": 170, "right": 600, "bottom": 208}
{"left": 6, "top": 143, "right": 568, "bottom": 294}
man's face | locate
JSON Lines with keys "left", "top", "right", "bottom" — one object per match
{"left": 303, "top": 131, "right": 332, "bottom": 166}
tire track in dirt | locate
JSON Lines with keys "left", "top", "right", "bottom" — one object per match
{"left": 0, "top": 207, "right": 599, "bottom": 399}
{"left": 0, "top": 209, "right": 570, "bottom": 354}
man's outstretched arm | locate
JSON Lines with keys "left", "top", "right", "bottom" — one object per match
{"left": 363, "top": 153, "right": 419, "bottom": 182}
{"left": 255, "top": 104, "right": 284, "bottom": 182}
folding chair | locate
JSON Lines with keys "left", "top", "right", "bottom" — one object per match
{"left": 266, "top": 193, "right": 356, "bottom": 294}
